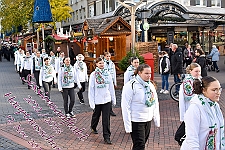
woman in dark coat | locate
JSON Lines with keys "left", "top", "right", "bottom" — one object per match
{"left": 194, "top": 49, "right": 207, "bottom": 77}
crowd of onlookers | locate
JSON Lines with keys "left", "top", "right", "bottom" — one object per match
{"left": 158, "top": 42, "right": 220, "bottom": 95}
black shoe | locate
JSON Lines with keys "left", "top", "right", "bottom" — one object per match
{"left": 110, "top": 112, "right": 116, "bottom": 116}
{"left": 28, "top": 86, "right": 30, "bottom": 89}
{"left": 80, "top": 99, "right": 84, "bottom": 104}
{"left": 52, "top": 85, "right": 55, "bottom": 88}
{"left": 91, "top": 127, "right": 98, "bottom": 134}
{"left": 104, "top": 139, "right": 112, "bottom": 144}
{"left": 216, "top": 69, "right": 220, "bottom": 73}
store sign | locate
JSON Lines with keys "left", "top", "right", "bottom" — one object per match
{"left": 143, "top": 23, "right": 150, "bottom": 31}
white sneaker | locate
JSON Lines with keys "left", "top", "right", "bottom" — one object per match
{"left": 160, "top": 89, "right": 164, "bottom": 93}
{"left": 65, "top": 113, "right": 70, "bottom": 118}
{"left": 163, "top": 90, "right": 169, "bottom": 94}
{"left": 69, "top": 111, "right": 76, "bottom": 118}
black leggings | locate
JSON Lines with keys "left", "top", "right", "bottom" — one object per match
{"left": 61, "top": 88, "right": 75, "bottom": 114}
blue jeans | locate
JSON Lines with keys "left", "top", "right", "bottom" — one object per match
{"left": 212, "top": 61, "right": 219, "bottom": 70}
{"left": 161, "top": 74, "right": 169, "bottom": 90}
{"left": 174, "top": 74, "right": 181, "bottom": 93}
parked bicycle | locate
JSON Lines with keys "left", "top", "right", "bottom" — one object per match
{"left": 169, "top": 74, "right": 185, "bottom": 102}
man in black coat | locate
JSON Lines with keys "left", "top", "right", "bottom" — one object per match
{"left": 170, "top": 44, "right": 183, "bottom": 95}
{"left": 69, "top": 45, "right": 75, "bottom": 66}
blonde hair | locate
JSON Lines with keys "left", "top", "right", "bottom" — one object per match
{"left": 186, "top": 63, "right": 200, "bottom": 74}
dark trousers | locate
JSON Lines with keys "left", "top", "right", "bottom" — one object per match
{"left": 91, "top": 102, "right": 111, "bottom": 140}
{"left": 174, "top": 74, "right": 181, "bottom": 93}
{"left": 22, "top": 69, "right": 31, "bottom": 88}
{"left": 77, "top": 82, "right": 85, "bottom": 100}
{"left": 34, "top": 71, "right": 40, "bottom": 88}
{"left": 130, "top": 121, "right": 151, "bottom": 150}
{"left": 42, "top": 81, "right": 52, "bottom": 98}
{"left": 212, "top": 61, "right": 219, "bottom": 70}
{"left": 61, "top": 88, "right": 75, "bottom": 114}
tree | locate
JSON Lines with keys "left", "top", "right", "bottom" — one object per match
{"left": 0, "top": 0, "right": 73, "bottom": 34}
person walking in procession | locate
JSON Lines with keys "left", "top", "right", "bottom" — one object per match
{"left": 58, "top": 57, "right": 81, "bottom": 118}
{"left": 88, "top": 57, "right": 116, "bottom": 144}
{"left": 121, "top": 64, "right": 160, "bottom": 150}
{"left": 74, "top": 54, "right": 88, "bottom": 104}
{"left": 104, "top": 52, "right": 117, "bottom": 116}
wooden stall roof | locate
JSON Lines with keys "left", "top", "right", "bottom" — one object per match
{"left": 84, "top": 16, "right": 131, "bottom": 36}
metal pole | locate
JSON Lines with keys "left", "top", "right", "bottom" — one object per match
{"left": 42, "top": 23, "right": 45, "bottom": 49}
{"left": 118, "top": 0, "right": 143, "bottom": 55}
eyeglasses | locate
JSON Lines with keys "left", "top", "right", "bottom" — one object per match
{"left": 211, "top": 88, "right": 222, "bottom": 93}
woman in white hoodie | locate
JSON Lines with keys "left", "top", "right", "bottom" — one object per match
{"left": 39, "top": 57, "right": 56, "bottom": 98}
{"left": 58, "top": 57, "right": 81, "bottom": 118}
{"left": 181, "top": 76, "right": 225, "bottom": 150}
{"left": 74, "top": 54, "right": 88, "bottom": 104}
{"left": 88, "top": 57, "right": 116, "bottom": 144}
{"left": 124, "top": 56, "right": 139, "bottom": 84}
{"left": 121, "top": 64, "right": 160, "bottom": 150}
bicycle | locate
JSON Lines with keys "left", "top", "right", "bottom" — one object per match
{"left": 169, "top": 74, "right": 185, "bottom": 102}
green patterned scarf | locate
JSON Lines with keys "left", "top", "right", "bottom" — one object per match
{"left": 136, "top": 75, "right": 155, "bottom": 107}
{"left": 198, "top": 94, "right": 225, "bottom": 150}
{"left": 95, "top": 67, "right": 109, "bottom": 88}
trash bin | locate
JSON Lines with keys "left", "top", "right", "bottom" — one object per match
{"left": 141, "top": 52, "right": 154, "bottom": 80}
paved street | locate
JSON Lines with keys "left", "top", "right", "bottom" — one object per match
{"left": 0, "top": 56, "right": 225, "bottom": 150}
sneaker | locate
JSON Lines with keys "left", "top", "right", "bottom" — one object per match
{"left": 216, "top": 69, "right": 220, "bottom": 73}
{"left": 159, "top": 89, "right": 164, "bottom": 93}
{"left": 65, "top": 114, "right": 70, "bottom": 118}
{"left": 163, "top": 90, "right": 169, "bottom": 94}
{"left": 69, "top": 111, "right": 76, "bottom": 118}
{"left": 80, "top": 99, "right": 84, "bottom": 104}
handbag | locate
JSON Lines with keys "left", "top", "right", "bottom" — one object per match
{"left": 175, "top": 121, "right": 186, "bottom": 146}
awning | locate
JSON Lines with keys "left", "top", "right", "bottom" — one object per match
{"left": 51, "top": 34, "right": 68, "bottom": 41}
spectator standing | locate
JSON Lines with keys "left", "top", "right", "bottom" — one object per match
{"left": 170, "top": 44, "right": 183, "bottom": 96}
{"left": 194, "top": 49, "right": 207, "bottom": 77}
{"left": 55, "top": 46, "right": 61, "bottom": 57}
{"left": 159, "top": 51, "right": 170, "bottom": 94}
{"left": 69, "top": 45, "right": 75, "bottom": 66}
{"left": 183, "top": 44, "right": 194, "bottom": 67}
{"left": 209, "top": 45, "right": 220, "bottom": 72}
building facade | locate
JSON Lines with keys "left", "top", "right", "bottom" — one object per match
{"left": 62, "top": 0, "right": 225, "bottom": 53}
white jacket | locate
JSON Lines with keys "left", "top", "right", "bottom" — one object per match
{"left": 74, "top": 61, "right": 88, "bottom": 82}
{"left": 39, "top": 65, "right": 57, "bottom": 86}
{"left": 121, "top": 79, "right": 160, "bottom": 133}
{"left": 20, "top": 56, "right": 32, "bottom": 71}
{"left": 88, "top": 70, "right": 116, "bottom": 110}
{"left": 104, "top": 61, "right": 117, "bottom": 86}
{"left": 181, "top": 95, "right": 224, "bottom": 150}
{"left": 124, "top": 66, "right": 135, "bottom": 85}
{"left": 57, "top": 65, "right": 81, "bottom": 91}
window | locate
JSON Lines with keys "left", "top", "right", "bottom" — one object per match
{"left": 76, "top": 10, "right": 78, "bottom": 20}
{"left": 195, "top": 0, "right": 207, "bottom": 6}
{"left": 196, "top": 0, "right": 200, "bottom": 5}
{"left": 79, "top": 9, "right": 82, "bottom": 19}
{"left": 212, "top": 0, "right": 221, "bottom": 7}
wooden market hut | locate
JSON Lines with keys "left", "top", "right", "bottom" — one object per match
{"left": 81, "top": 16, "right": 131, "bottom": 72}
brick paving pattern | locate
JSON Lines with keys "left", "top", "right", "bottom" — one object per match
{"left": 0, "top": 56, "right": 225, "bottom": 149}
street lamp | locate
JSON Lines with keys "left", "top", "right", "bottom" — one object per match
{"left": 118, "top": 0, "right": 147, "bottom": 55}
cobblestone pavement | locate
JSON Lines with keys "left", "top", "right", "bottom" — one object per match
{"left": 0, "top": 56, "right": 225, "bottom": 150}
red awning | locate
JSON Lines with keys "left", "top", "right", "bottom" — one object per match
{"left": 51, "top": 34, "right": 68, "bottom": 41}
